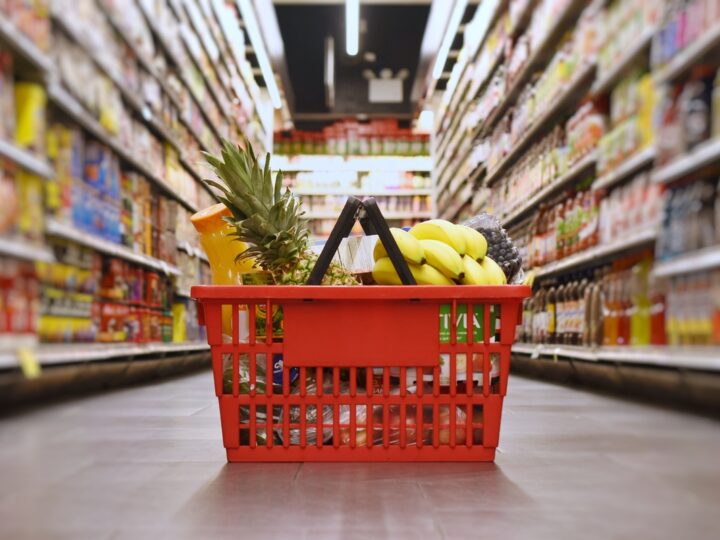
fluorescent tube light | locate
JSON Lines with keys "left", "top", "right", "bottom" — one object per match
{"left": 236, "top": 0, "right": 282, "bottom": 109}
{"left": 431, "top": 0, "right": 468, "bottom": 80}
{"left": 346, "top": 0, "right": 359, "bottom": 56}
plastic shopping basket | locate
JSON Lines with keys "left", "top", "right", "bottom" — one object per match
{"left": 192, "top": 197, "right": 530, "bottom": 462}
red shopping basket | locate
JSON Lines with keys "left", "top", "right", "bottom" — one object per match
{"left": 192, "top": 198, "right": 529, "bottom": 461}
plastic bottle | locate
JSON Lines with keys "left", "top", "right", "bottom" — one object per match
{"left": 555, "top": 198, "right": 566, "bottom": 260}
{"left": 576, "top": 277, "right": 589, "bottom": 346}
{"left": 534, "top": 284, "right": 547, "bottom": 344}
{"left": 630, "top": 261, "right": 651, "bottom": 347}
{"left": 191, "top": 203, "right": 258, "bottom": 336}
{"left": 681, "top": 64, "right": 715, "bottom": 152}
{"left": 649, "top": 273, "right": 668, "bottom": 345}
{"left": 546, "top": 283, "right": 557, "bottom": 345}
{"left": 603, "top": 272, "right": 618, "bottom": 346}
{"left": 554, "top": 282, "right": 565, "bottom": 345}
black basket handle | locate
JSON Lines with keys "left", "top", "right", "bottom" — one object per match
{"left": 307, "top": 196, "right": 416, "bottom": 285}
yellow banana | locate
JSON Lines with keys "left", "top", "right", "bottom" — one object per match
{"left": 409, "top": 219, "right": 466, "bottom": 255}
{"left": 480, "top": 256, "right": 507, "bottom": 285}
{"left": 373, "top": 228, "right": 425, "bottom": 265}
{"left": 459, "top": 225, "right": 488, "bottom": 261}
{"left": 372, "top": 257, "right": 453, "bottom": 285}
{"left": 460, "top": 255, "right": 493, "bottom": 285}
{"left": 418, "top": 239, "right": 464, "bottom": 280}
{"left": 372, "top": 257, "right": 404, "bottom": 285}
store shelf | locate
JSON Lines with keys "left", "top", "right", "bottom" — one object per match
{"left": 0, "top": 334, "right": 38, "bottom": 353}
{"left": 135, "top": 0, "right": 223, "bottom": 147}
{"left": 0, "top": 16, "right": 52, "bottom": 74}
{"left": 51, "top": 13, "right": 184, "bottom": 154}
{"left": 591, "top": 27, "right": 655, "bottom": 96}
{"left": 592, "top": 147, "right": 656, "bottom": 191}
{"left": 501, "top": 151, "right": 597, "bottom": 227}
{"left": 651, "top": 137, "right": 720, "bottom": 185}
{"left": 477, "top": 0, "right": 587, "bottom": 139}
{"left": 440, "top": 183, "right": 474, "bottom": 222}
{"left": 273, "top": 155, "right": 432, "bottom": 172}
{"left": 654, "top": 24, "right": 720, "bottom": 83}
{"left": 305, "top": 210, "right": 433, "bottom": 220}
{"left": 0, "top": 139, "right": 54, "bottom": 179}
{"left": 512, "top": 342, "right": 720, "bottom": 372}
{"left": 484, "top": 62, "right": 597, "bottom": 187}
{"left": 96, "top": 3, "right": 214, "bottom": 178}
{"left": 534, "top": 227, "right": 657, "bottom": 278}
{"left": 45, "top": 219, "right": 181, "bottom": 276}
{"left": 0, "top": 237, "right": 54, "bottom": 263}
{"left": 293, "top": 188, "right": 433, "bottom": 197}
{"left": 47, "top": 83, "right": 199, "bottom": 213}
{"left": 178, "top": 241, "right": 209, "bottom": 263}
{"left": 0, "top": 342, "right": 210, "bottom": 370}
{"left": 653, "top": 245, "right": 720, "bottom": 278}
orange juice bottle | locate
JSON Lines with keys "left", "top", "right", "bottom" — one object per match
{"left": 191, "top": 203, "right": 257, "bottom": 336}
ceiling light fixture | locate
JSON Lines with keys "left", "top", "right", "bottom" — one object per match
{"left": 346, "top": 0, "right": 359, "bottom": 56}
{"left": 236, "top": 0, "right": 282, "bottom": 109}
{"left": 431, "top": 0, "right": 468, "bottom": 80}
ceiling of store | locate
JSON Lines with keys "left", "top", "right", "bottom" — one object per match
{"left": 273, "top": 1, "right": 431, "bottom": 130}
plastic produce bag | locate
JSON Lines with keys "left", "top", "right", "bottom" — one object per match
{"left": 464, "top": 212, "right": 524, "bottom": 284}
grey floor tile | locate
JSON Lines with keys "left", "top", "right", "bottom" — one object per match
{"left": 0, "top": 370, "right": 717, "bottom": 540}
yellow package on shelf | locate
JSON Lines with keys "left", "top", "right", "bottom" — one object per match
{"left": 14, "top": 82, "right": 46, "bottom": 153}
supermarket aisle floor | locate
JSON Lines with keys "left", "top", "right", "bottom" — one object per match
{"left": 0, "top": 372, "right": 718, "bottom": 540}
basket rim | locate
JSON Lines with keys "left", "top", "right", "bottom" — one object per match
{"left": 190, "top": 284, "right": 531, "bottom": 301}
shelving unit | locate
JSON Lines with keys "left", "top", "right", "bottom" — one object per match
{"left": 0, "top": 15, "right": 53, "bottom": 74}
{"left": 591, "top": 27, "right": 655, "bottom": 96}
{"left": 0, "top": 139, "right": 54, "bottom": 179}
{"left": 306, "top": 210, "right": 434, "bottom": 221}
{"left": 0, "top": 342, "right": 210, "bottom": 370}
{"left": 593, "top": 147, "right": 656, "bottom": 191}
{"left": 654, "top": 23, "right": 720, "bottom": 83}
{"left": 0, "top": 2, "right": 278, "bottom": 374}
{"left": 0, "top": 237, "right": 54, "bottom": 263}
{"left": 501, "top": 151, "right": 597, "bottom": 227}
{"left": 653, "top": 245, "right": 720, "bottom": 278}
{"left": 45, "top": 219, "right": 182, "bottom": 277}
{"left": 46, "top": 82, "right": 200, "bottom": 213}
{"left": 512, "top": 342, "right": 720, "bottom": 372}
{"left": 533, "top": 227, "right": 657, "bottom": 278}
{"left": 273, "top": 155, "right": 433, "bottom": 173}
{"left": 651, "top": 138, "right": 720, "bottom": 185}
{"left": 484, "top": 62, "right": 597, "bottom": 187}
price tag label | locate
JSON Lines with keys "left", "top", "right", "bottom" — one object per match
{"left": 18, "top": 348, "right": 41, "bottom": 379}
{"left": 531, "top": 346, "right": 540, "bottom": 360}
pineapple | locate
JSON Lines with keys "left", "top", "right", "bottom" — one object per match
{"left": 204, "top": 140, "right": 358, "bottom": 286}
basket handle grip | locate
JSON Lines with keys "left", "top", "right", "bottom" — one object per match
{"left": 307, "top": 197, "right": 416, "bottom": 285}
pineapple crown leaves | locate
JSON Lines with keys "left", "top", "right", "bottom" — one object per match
{"left": 202, "top": 138, "right": 310, "bottom": 276}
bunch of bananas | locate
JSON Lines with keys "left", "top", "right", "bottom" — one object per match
{"left": 372, "top": 219, "right": 508, "bottom": 286}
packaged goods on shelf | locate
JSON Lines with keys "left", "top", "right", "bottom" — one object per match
{"left": 14, "top": 82, "right": 46, "bottom": 153}
{"left": 1, "top": 0, "right": 51, "bottom": 52}
{"left": 522, "top": 171, "right": 662, "bottom": 269}
{"left": 665, "top": 269, "right": 720, "bottom": 346}
{"left": 0, "top": 49, "right": 14, "bottom": 140}
{"left": 0, "top": 162, "right": 44, "bottom": 245}
{"left": 651, "top": 0, "right": 720, "bottom": 70}
{"left": 274, "top": 119, "right": 430, "bottom": 157}
{"left": 597, "top": 71, "right": 656, "bottom": 175}
{"left": 0, "top": 259, "right": 38, "bottom": 336}
{"left": 521, "top": 254, "right": 666, "bottom": 348}
{"left": 656, "top": 177, "right": 719, "bottom": 261}
{"left": 656, "top": 65, "right": 718, "bottom": 165}
{"left": 597, "top": 0, "right": 660, "bottom": 79}
{"left": 597, "top": 172, "right": 663, "bottom": 245}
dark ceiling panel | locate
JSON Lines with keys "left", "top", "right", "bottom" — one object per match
{"left": 274, "top": 3, "right": 430, "bottom": 128}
